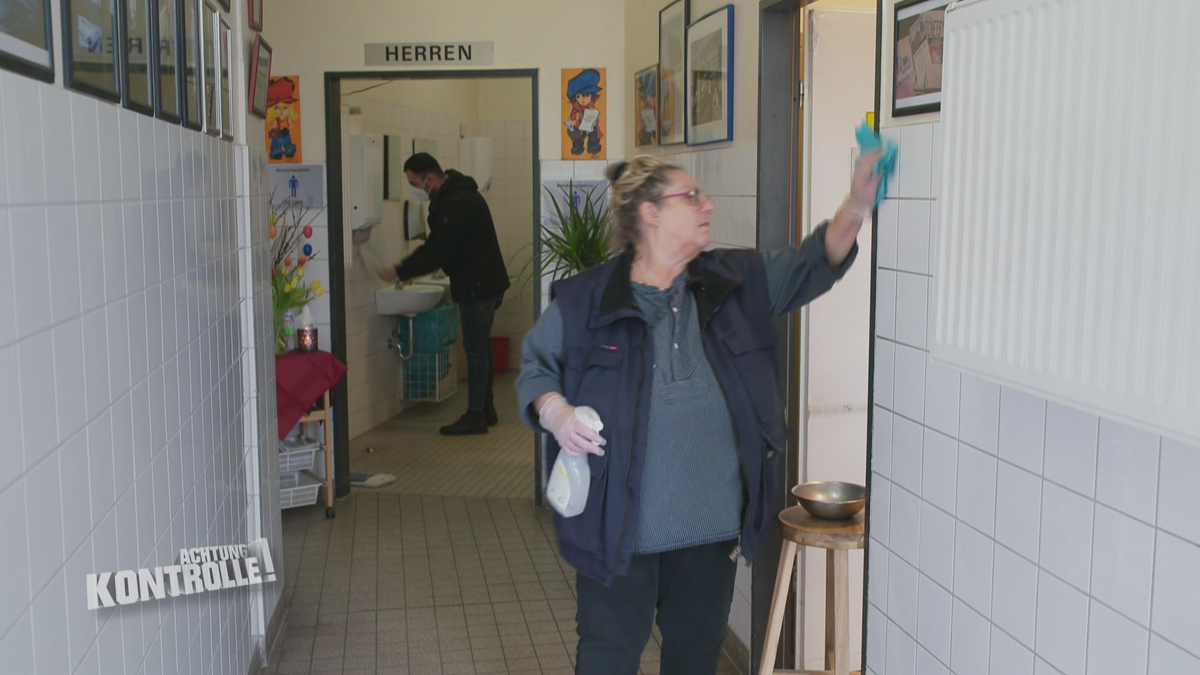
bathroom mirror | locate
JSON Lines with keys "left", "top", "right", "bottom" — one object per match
{"left": 384, "top": 134, "right": 405, "bottom": 199}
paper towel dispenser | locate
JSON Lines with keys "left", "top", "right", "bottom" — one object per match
{"left": 458, "top": 137, "right": 493, "bottom": 191}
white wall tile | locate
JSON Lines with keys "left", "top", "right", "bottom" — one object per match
{"left": 921, "top": 429, "right": 956, "bottom": 513}
{"left": 957, "top": 444, "right": 997, "bottom": 536}
{"left": 919, "top": 502, "right": 955, "bottom": 590}
{"left": 30, "top": 571, "right": 69, "bottom": 675}
{"left": 23, "top": 456, "right": 64, "bottom": 596}
{"left": 0, "top": 213, "right": 13, "bottom": 348}
{"left": 887, "top": 552, "right": 919, "bottom": 636}
{"left": 998, "top": 387, "right": 1046, "bottom": 473}
{"left": 1039, "top": 482, "right": 1094, "bottom": 592}
{"left": 1036, "top": 571, "right": 1089, "bottom": 675}
{"left": 875, "top": 338, "right": 895, "bottom": 410}
{"left": 2, "top": 76, "right": 45, "bottom": 204}
{"left": 898, "top": 125, "right": 933, "bottom": 199}
{"left": 890, "top": 486, "right": 921, "bottom": 566}
{"left": 917, "top": 646, "right": 949, "bottom": 675}
{"left": 0, "top": 608, "right": 34, "bottom": 674}
{"left": 991, "top": 627, "right": 1034, "bottom": 675}
{"left": 876, "top": 199, "right": 899, "bottom": 269}
{"left": 881, "top": 128, "right": 901, "bottom": 200}
{"left": 959, "top": 374, "right": 1000, "bottom": 454}
{"left": 0, "top": 346, "right": 20, "bottom": 489}
{"left": 995, "top": 461, "right": 1042, "bottom": 562}
{"left": 119, "top": 109, "right": 142, "bottom": 201}
{"left": 930, "top": 123, "right": 942, "bottom": 200}
{"left": 1158, "top": 437, "right": 1200, "bottom": 546}
{"left": 894, "top": 273, "right": 928, "bottom": 350}
{"left": 63, "top": 541, "right": 95, "bottom": 671}
{"left": 58, "top": 431, "right": 92, "bottom": 556}
{"left": 896, "top": 200, "right": 931, "bottom": 274}
{"left": 892, "top": 344, "right": 926, "bottom": 423}
{"left": 869, "top": 536, "right": 888, "bottom": 609}
{"left": 11, "top": 208, "right": 52, "bottom": 338}
{"left": 923, "top": 359, "right": 960, "bottom": 438}
{"left": 1091, "top": 505, "right": 1155, "bottom": 626}
{"left": 87, "top": 411, "right": 115, "bottom": 527}
{"left": 1043, "top": 402, "right": 1099, "bottom": 498}
{"left": 41, "top": 85, "right": 76, "bottom": 204}
{"left": 53, "top": 318, "right": 87, "bottom": 443}
{"left": 873, "top": 408, "right": 894, "bottom": 480}
{"left": 950, "top": 600, "right": 990, "bottom": 675}
{"left": 891, "top": 415, "right": 923, "bottom": 495}
{"left": 870, "top": 475, "right": 891, "bottom": 547}
{"left": 953, "top": 521, "right": 994, "bottom": 617}
{"left": 875, "top": 269, "right": 897, "bottom": 340}
{"left": 1149, "top": 635, "right": 1200, "bottom": 674}
{"left": 19, "top": 337, "right": 57, "bottom": 468}
{"left": 0, "top": 481, "right": 30, "bottom": 636}
{"left": 96, "top": 104, "right": 122, "bottom": 201}
{"left": 1086, "top": 601, "right": 1148, "bottom": 675}
{"left": 867, "top": 605, "right": 888, "bottom": 670}
{"left": 992, "top": 545, "right": 1038, "bottom": 649}
{"left": 885, "top": 618, "right": 917, "bottom": 675}
{"left": 1150, "top": 531, "right": 1200, "bottom": 657}
{"left": 1095, "top": 420, "right": 1159, "bottom": 524}
{"left": 78, "top": 205, "right": 106, "bottom": 313}
{"left": 917, "top": 573, "right": 952, "bottom": 666}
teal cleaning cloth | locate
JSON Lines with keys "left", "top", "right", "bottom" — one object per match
{"left": 856, "top": 121, "right": 898, "bottom": 207}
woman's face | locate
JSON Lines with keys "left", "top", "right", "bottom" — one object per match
{"left": 645, "top": 170, "right": 715, "bottom": 259}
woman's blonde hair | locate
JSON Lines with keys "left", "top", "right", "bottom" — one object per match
{"left": 605, "top": 155, "right": 681, "bottom": 254}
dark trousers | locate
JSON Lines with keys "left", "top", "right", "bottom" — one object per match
{"left": 459, "top": 295, "right": 501, "bottom": 411}
{"left": 574, "top": 539, "right": 739, "bottom": 675}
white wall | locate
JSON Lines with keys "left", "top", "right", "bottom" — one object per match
{"left": 266, "top": 0, "right": 626, "bottom": 163}
{"left": 867, "top": 3, "right": 1200, "bottom": 672}
{"left": 800, "top": 6, "right": 877, "bottom": 669}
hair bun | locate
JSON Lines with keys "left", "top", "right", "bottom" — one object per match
{"left": 606, "top": 161, "right": 629, "bottom": 182}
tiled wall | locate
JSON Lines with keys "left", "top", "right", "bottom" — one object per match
{"left": 0, "top": 68, "right": 281, "bottom": 674}
{"left": 865, "top": 121, "right": 1200, "bottom": 675}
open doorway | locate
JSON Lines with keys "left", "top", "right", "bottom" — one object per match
{"left": 321, "top": 70, "right": 541, "bottom": 501}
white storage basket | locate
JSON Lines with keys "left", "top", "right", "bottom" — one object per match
{"left": 279, "top": 472, "right": 322, "bottom": 509}
{"left": 279, "top": 436, "right": 319, "bottom": 473}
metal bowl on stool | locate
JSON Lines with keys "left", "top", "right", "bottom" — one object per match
{"left": 792, "top": 481, "right": 866, "bottom": 520}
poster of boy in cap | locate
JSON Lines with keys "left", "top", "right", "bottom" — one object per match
{"left": 561, "top": 68, "right": 606, "bottom": 159}
{"left": 266, "top": 75, "right": 302, "bottom": 163}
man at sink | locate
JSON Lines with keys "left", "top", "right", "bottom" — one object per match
{"left": 378, "top": 152, "right": 510, "bottom": 435}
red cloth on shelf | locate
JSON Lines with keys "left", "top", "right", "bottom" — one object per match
{"left": 275, "top": 350, "right": 347, "bottom": 439}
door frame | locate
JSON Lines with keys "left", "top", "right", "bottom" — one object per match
{"left": 322, "top": 69, "right": 541, "bottom": 498}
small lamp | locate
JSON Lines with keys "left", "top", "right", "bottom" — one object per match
{"left": 297, "top": 327, "right": 318, "bottom": 352}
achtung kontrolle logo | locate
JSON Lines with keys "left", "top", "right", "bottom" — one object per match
{"left": 87, "top": 538, "right": 277, "bottom": 610}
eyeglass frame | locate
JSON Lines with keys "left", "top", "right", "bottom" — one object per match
{"left": 649, "top": 188, "right": 713, "bottom": 208}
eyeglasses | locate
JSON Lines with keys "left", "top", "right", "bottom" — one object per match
{"left": 651, "top": 188, "right": 712, "bottom": 209}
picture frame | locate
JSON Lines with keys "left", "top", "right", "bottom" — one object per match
{"left": 122, "top": 0, "right": 156, "bottom": 115}
{"left": 180, "top": 0, "right": 202, "bottom": 129}
{"left": 685, "top": 4, "right": 734, "bottom": 146}
{"left": 247, "top": 33, "right": 271, "bottom": 118}
{"left": 156, "top": 0, "right": 181, "bottom": 122}
{"left": 216, "top": 0, "right": 229, "bottom": 12}
{"left": 62, "top": 0, "right": 122, "bottom": 101}
{"left": 634, "top": 64, "right": 658, "bottom": 148}
{"left": 201, "top": 1, "right": 218, "bottom": 135}
{"left": 247, "top": 0, "right": 262, "bottom": 31}
{"left": 892, "top": 0, "right": 948, "bottom": 117}
{"left": 0, "top": 0, "right": 54, "bottom": 82}
{"left": 657, "top": 0, "right": 687, "bottom": 145}
{"left": 218, "top": 17, "right": 232, "bottom": 139}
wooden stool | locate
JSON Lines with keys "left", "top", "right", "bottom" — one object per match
{"left": 758, "top": 506, "right": 865, "bottom": 675}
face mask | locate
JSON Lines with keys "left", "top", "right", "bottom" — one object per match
{"left": 409, "top": 178, "right": 431, "bottom": 203}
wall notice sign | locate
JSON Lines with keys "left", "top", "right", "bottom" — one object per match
{"left": 364, "top": 42, "right": 494, "bottom": 67}
{"left": 270, "top": 163, "right": 325, "bottom": 209}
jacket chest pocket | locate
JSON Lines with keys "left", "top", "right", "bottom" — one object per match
{"left": 566, "top": 344, "right": 625, "bottom": 372}
{"left": 720, "top": 328, "right": 785, "bottom": 429}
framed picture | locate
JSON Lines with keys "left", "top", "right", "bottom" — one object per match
{"left": 685, "top": 4, "right": 734, "bottom": 146}
{"left": 216, "top": 0, "right": 229, "bottom": 11}
{"left": 62, "top": 0, "right": 121, "bottom": 101}
{"left": 892, "top": 0, "right": 948, "bottom": 116}
{"left": 634, "top": 65, "right": 658, "bottom": 148}
{"left": 0, "top": 0, "right": 54, "bottom": 82}
{"left": 201, "top": 1, "right": 218, "bottom": 135}
{"left": 218, "top": 17, "right": 232, "bottom": 139}
{"left": 123, "top": 0, "right": 155, "bottom": 115}
{"left": 266, "top": 75, "right": 301, "bottom": 162}
{"left": 657, "top": 0, "right": 687, "bottom": 145}
{"left": 560, "top": 68, "right": 606, "bottom": 160}
{"left": 157, "top": 0, "right": 181, "bottom": 122}
{"left": 247, "top": 33, "right": 271, "bottom": 117}
{"left": 247, "top": 0, "right": 262, "bottom": 31}
{"left": 181, "top": 0, "right": 202, "bottom": 129}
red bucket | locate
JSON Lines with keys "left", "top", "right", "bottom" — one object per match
{"left": 491, "top": 336, "right": 510, "bottom": 374}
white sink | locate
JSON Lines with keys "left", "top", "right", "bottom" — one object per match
{"left": 375, "top": 284, "right": 444, "bottom": 316}
{"left": 414, "top": 274, "right": 452, "bottom": 303}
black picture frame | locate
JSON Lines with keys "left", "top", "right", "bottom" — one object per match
{"left": 685, "top": 4, "right": 734, "bottom": 146}
{"left": 657, "top": 0, "right": 688, "bottom": 146}
{"left": 156, "top": 0, "right": 181, "bottom": 122}
{"left": 218, "top": 17, "right": 232, "bottom": 139}
{"left": 892, "top": 0, "right": 948, "bottom": 117}
{"left": 62, "top": 0, "right": 122, "bottom": 102}
{"left": 180, "top": 0, "right": 202, "bottom": 129}
{"left": 247, "top": 33, "right": 271, "bottom": 118}
{"left": 122, "top": 0, "right": 156, "bottom": 116}
{"left": 0, "top": 0, "right": 55, "bottom": 82}
{"left": 201, "top": 1, "right": 218, "bottom": 136}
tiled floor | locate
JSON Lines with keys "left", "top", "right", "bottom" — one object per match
{"left": 269, "top": 373, "right": 742, "bottom": 675}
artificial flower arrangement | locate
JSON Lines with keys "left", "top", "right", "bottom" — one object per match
{"left": 270, "top": 194, "right": 326, "bottom": 354}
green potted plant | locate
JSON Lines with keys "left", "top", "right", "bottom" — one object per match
{"left": 270, "top": 195, "right": 326, "bottom": 354}
{"left": 511, "top": 180, "right": 612, "bottom": 293}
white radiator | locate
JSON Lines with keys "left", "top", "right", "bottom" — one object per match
{"left": 932, "top": 0, "right": 1200, "bottom": 445}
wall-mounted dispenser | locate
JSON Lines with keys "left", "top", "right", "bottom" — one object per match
{"left": 458, "top": 137, "right": 493, "bottom": 191}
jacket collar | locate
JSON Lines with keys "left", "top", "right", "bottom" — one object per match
{"left": 592, "top": 250, "right": 743, "bottom": 329}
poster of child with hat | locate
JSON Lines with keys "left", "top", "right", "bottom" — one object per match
{"left": 266, "top": 75, "right": 302, "bottom": 163}
{"left": 562, "top": 68, "right": 606, "bottom": 160}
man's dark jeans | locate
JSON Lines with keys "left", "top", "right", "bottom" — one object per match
{"left": 459, "top": 295, "right": 502, "bottom": 411}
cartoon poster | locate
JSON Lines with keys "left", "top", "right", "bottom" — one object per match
{"left": 266, "top": 75, "right": 302, "bottom": 163}
{"left": 634, "top": 66, "right": 658, "bottom": 148}
{"left": 561, "top": 68, "right": 606, "bottom": 160}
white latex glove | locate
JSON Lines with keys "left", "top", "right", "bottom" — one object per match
{"left": 538, "top": 394, "right": 606, "bottom": 457}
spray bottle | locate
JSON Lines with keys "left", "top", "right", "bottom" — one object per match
{"left": 545, "top": 406, "right": 603, "bottom": 518}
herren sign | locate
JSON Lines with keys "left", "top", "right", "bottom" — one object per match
{"left": 364, "top": 42, "right": 495, "bottom": 67}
